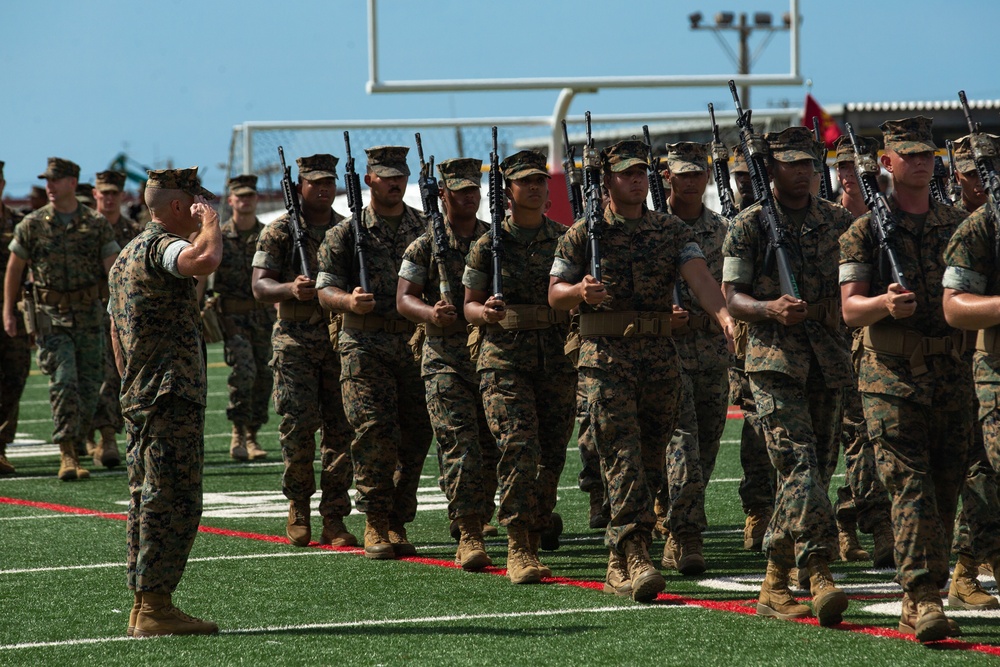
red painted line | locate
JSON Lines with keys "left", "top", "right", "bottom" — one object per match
{"left": 2, "top": 495, "right": 997, "bottom": 654}
{"left": 727, "top": 405, "right": 744, "bottom": 420}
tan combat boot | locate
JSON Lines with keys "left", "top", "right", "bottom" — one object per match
{"left": 0, "top": 443, "right": 15, "bottom": 475}
{"left": 319, "top": 516, "right": 358, "bottom": 547}
{"left": 482, "top": 522, "right": 499, "bottom": 537}
{"left": 757, "top": 560, "right": 812, "bottom": 620}
{"left": 528, "top": 531, "right": 552, "bottom": 578}
{"left": 909, "top": 584, "right": 954, "bottom": 643}
{"left": 451, "top": 518, "right": 500, "bottom": 540}
{"left": 837, "top": 518, "right": 869, "bottom": 562}
{"left": 743, "top": 506, "right": 771, "bottom": 551}
{"left": 127, "top": 591, "right": 142, "bottom": 637}
{"left": 94, "top": 426, "right": 121, "bottom": 469}
{"left": 229, "top": 425, "right": 248, "bottom": 461}
{"left": 805, "top": 554, "right": 848, "bottom": 626}
{"left": 133, "top": 592, "right": 218, "bottom": 637}
{"left": 948, "top": 554, "right": 1000, "bottom": 610}
{"left": 899, "top": 589, "right": 961, "bottom": 640}
{"left": 505, "top": 527, "right": 541, "bottom": 584}
{"left": 245, "top": 428, "right": 267, "bottom": 461}
{"left": 871, "top": 519, "right": 895, "bottom": 568}
{"left": 661, "top": 531, "right": 679, "bottom": 570}
{"left": 676, "top": 533, "right": 707, "bottom": 576}
{"left": 539, "top": 512, "right": 563, "bottom": 551}
{"left": 285, "top": 499, "right": 311, "bottom": 547}
{"left": 454, "top": 516, "right": 491, "bottom": 571}
{"left": 603, "top": 549, "right": 633, "bottom": 597}
{"left": 57, "top": 442, "right": 89, "bottom": 481}
{"left": 363, "top": 515, "right": 396, "bottom": 560}
{"left": 388, "top": 522, "right": 417, "bottom": 557}
{"left": 85, "top": 429, "right": 98, "bottom": 456}
{"left": 623, "top": 534, "right": 665, "bottom": 603}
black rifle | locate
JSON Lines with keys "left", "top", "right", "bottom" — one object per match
{"left": 582, "top": 111, "right": 603, "bottom": 282}
{"left": 946, "top": 139, "right": 961, "bottom": 203}
{"left": 845, "top": 122, "right": 911, "bottom": 291}
{"left": 277, "top": 146, "right": 312, "bottom": 279}
{"left": 710, "top": 103, "right": 739, "bottom": 218}
{"left": 641, "top": 125, "right": 683, "bottom": 307}
{"left": 958, "top": 90, "right": 1000, "bottom": 254}
{"left": 343, "top": 132, "right": 372, "bottom": 293}
{"left": 729, "top": 81, "right": 800, "bottom": 298}
{"left": 414, "top": 133, "right": 454, "bottom": 304}
{"left": 811, "top": 117, "right": 834, "bottom": 202}
{"left": 487, "top": 126, "right": 504, "bottom": 300}
{"left": 931, "top": 155, "right": 951, "bottom": 205}
{"left": 561, "top": 120, "right": 585, "bottom": 221}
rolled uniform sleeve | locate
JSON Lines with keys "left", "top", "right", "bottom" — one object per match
{"left": 399, "top": 234, "right": 431, "bottom": 287}
{"left": 463, "top": 235, "right": 492, "bottom": 291}
{"left": 160, "top": 239, "right": 191, "bottom": 279}
{"left": 839, "top": 215, "right": 875, "bottom": 284}
{"left": 8, "top": 238, "right": 28, "bottom": 261}
{"left": 722, "top": 207, "right": 759, "bottom": 284}
{"left": 943, "top": 211, "right": 994, "bottom": 295}
{"left": 550, "top": 221, "right": 588, "bottom": 283}
{"left": 678, "top": 241, "right": 705, "bottom": 266}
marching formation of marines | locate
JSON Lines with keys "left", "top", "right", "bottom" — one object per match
{"left": 5, "top": 87, "right": 1000, "bottom": 645}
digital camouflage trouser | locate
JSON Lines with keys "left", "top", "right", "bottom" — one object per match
{"left": 224, "top": 310, "right": 274, "bottom": 431}
{"left": 834, "top": 384, "right": 892, "bottom": 532}
{"left": 90, "top": 314, "right": 124, "bottom": 433}
{"left": 37, "top": 327, "right": 103, "bottom": 446}
{"left": 952, "top": 414, "right": 1000, "bottom": 564}
{"left": 126, "top": 395, "right": 204, "bottom": 594}
{"left": 729, "top": 367, "right": 776, "bottom": 515}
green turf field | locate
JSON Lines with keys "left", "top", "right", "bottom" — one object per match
{"left": 1, "top": 342, "right": 999, "bottom": 666}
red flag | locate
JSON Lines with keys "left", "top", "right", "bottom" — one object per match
{"left": 802, "top": 94, "right": 842, "bottom": 148}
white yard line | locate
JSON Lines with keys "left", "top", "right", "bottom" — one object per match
{"left": 0, "top": 549, "right": 343, "bottom": 575}
{"left": 0, "top": 605, "right": 683, "bottom": 651}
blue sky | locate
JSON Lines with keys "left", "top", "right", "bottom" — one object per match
{"left": 2, "top": 0, "right": 998, "bottom": 195}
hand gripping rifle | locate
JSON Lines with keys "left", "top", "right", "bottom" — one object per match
{"left": 946, "top": 139, "right": 961, "bottom": 203}
{"left": 278, "top": 146, "right": 312, "bottom": 279}
{"left": 487, "top": 126, "right": 504, "bottom": 300}
{"left": 343, "top": 132, "right": 372, "bottom": 293}
{"left": 729, "top": 80, "right": 800, "bottom": 298}
{"left": 582, "top": 111, "right": 603, "bottom": 282}
{"left": 811, "top": 117, "right": 834, "bottom": 202}
{"left": 958, "top": 90, "right": 1000, "bottom": 255}
{"left": 710, "top": 104, "right": 739, "bottom": 218}
{"left": 845, "top": 122, "right": 911, "bottom": 292}
{"left": 414, "top": 133, "right": 453, "bottom": 304}
{"left": 642, "top": 125, "right": 683, "bottom": 306}
{"left": 561, "top": 120, "right": 585, "bottom": 221}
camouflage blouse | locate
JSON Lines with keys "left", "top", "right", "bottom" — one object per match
{"left": 316, "top": 203, "right": 426, "bottom": 319}
{"left": 108, "top": 222, "right": 204, "bottom": 412}
{"left": 216, "top": 218, "right": 265, "bottom": 300}
{"left": 464, "top": 214, "right": 572, "bottom": 374}
{"left": 399, "top": 217, "right": 488, "bottom": 378}
{"left": 724, "top": 196, "right": 853, "bottom": 388}
{"left": 551, "top": 206, "right": 702, "bottom": 376}
{"left": 9, "top": 203, "right": 119, "bottom": 328}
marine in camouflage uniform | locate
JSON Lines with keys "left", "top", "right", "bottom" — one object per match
{"left": 317, "top": 145, "right": 432, "bottom": 560}
{"left": 108, "top": 167, "right": 218, "bottom": 636}
{"left": 940, "top": 134, "right": 1000, "bottom": 612}
{"left": 252, "top": 154, "right": 356, "bottom": 548}
{"left": 2, "top": 157, "right": 120, "bottom": 481}
{"left": 215, "top": 175, "right": 274, "bottom": 461}
{"left": 828, "top": 137, "right": 894, "bottom": 565}
{"left": 840, "top": 117, "right": 972, "bottom": 641}
{"left": 397, "top": 157, "right": 498, "bottom": 570}
{"left": 0, "top": 161, "right": 28, "bottom": 474}
{"left": 652, "top": 142, "right": 731, "bottom": 576}
{"left": 551, "top": 140, "right": 734, "bottom": 602}
{"left": 87, "top": 169, "right": 143, "bottom": 469}
{"left": 464, "top": 149, "right": 576, "bottom": 584}
{"left": 724, "top": 127, "right": 854, "bottom": 626}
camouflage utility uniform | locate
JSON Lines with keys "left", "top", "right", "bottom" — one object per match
{"left": 465, "top": 215, "right": 576, "bottom": 536}
{"left": 109, "top": 220, "right": 206, "bottom": 596}
{"left": 399, "top": 217, "right": 499, "bottom": 527}
{"left": 724, "top": 195, "right": 854, "bottom": 569}
{"left": 10, "top": 202, "right": 118, "bottom": 452}
{"left": 840, "top": 197, "right": 973, "bottom": 592}
{"left": 318, "top": 202, "right": 432, "bottom": 534}
{"left": 217, "top": 217, "right": 274, "bottom": 436}
{"left": 0, "top": 199, "right": 28, "bottom": 465}
{"left": 254, "top": 212, "right": 354, "bottom": 526}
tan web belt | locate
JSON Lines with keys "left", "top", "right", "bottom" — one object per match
{"left": 424, "top": 321, "right": 468, "bottom": 337}
{"left": 976, "top": 327, "right": 1000, "bottom": 357}
{"left": 673, "top": 313, "right": 720, "bottom": 336}
{"left": 342, "top": 312, "right": 416, "bottom": 335}
{"left": 862, "top": 323, "right": 967, "bottom": 375}
{"left": 220, "top": 297, "right": 269, "bottom": 315}
{"left": 483, "top": 304, "right": 569, "bottom": 333}
{"left": 578, "top": 311, "right": 673, "bottom": 338}
{"left": 277, "top": 300, "right": 324, "bottom": 323}
{"left": 36, "top": 284, "right": 100, "bottom": 312}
